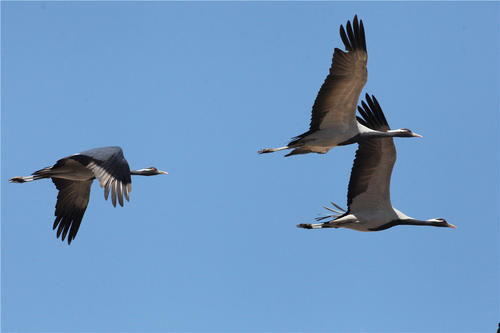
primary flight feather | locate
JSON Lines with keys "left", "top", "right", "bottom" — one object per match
{"left": 9, "top": 146, "right": 168, "bottom": 244}
{"left": 259, "top": 15, "right": 421, "bottom": 157}
{"left": 297, "top": 95, "right": 453, "bottom": 231}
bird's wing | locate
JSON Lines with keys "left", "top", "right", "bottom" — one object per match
{"left": 71, "top": 147, "right": 132, "bottom": 207}
{"left": 52, "top": 178, "right": 92, "bottom": 244}
{"left": 347, "top": 94, "right": 395, "bottom": 213}
{"left": 291, "top": 16, "right": 367, "bottom": 144}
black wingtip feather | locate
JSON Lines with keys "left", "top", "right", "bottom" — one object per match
{"left": 53, "top": 216, "right": 61, "bottom": 230}
{"left": 61, "top": 219, "right": 71, "bottom": 242}
{"left": 339, "top": 15, "right": 367, "bottom": 52}
{"left": 359, "top": 19, "right": 366, "bottom": 51}
{"left": 353, "top": 16, "right": 360, "bottom": 47}
{"left": 356, "top": 106, "right": 370, "bottom": 127}
{"left": 346, "top": 21, "right": 355, "bottom": 50}
{"left": 53, "top": 214, "right": 80, "bottom": 245}
{"left": 357, "top": 94, "right": 390, "bottom": 131}
{"left": 339, "top": 25, "right": 350, "bottom": 51}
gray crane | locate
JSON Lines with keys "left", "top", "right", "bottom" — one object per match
{"left": 9, "top": 146, "right": 167, "bottom": 244}
{"left": 259, "top": 15, "right": 421, "bottom": 157}
{"left": 297, "top": 95, "right": 454, "bottom": 231}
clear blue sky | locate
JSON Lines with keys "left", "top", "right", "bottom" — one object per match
{"left": 1, "top": 2, "right": 498, "bottom": 332}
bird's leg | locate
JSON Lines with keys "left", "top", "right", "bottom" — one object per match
{"left": 9, "top": 175, "right": 35, "bottom": 183}
{"left": 10, "top": 166, "right": 53, "bottom": 183}
{"left": 296, "top": 221, "right": 341, "bottom": 229}
{"left": 297, "top": 223, "right": 324, "bottom": 229}
{"left": 298, "top": 213, "right": 352, "bottom": 229}
{"left": 258, "top": 146, "right": 289, "bottom": 154}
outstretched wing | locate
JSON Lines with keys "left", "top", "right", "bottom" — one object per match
{"left": 52, "top": 178, "right": 92, "bottom": 244}
{"left": 347, "top": 94, "right": 396, "bottom": 212}
{"left": 290, "top": 15, "right": 367, "bottom": 145}
{"left": 71, "top": 146, "right": 132, "bottom": 207}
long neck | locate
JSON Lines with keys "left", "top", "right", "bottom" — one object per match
{"left": 361, "top": 129, "right": 407, "bottom": 138}
{"left": 398, "top": 219, "right": 448, "bottom": 228}
{"left": 130, "top": 169, "right": 151, "bottom": 176}
{"left": 369, "top": 218, "right": 447, "bottom": 231}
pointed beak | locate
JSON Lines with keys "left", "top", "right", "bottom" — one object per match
{"left": 412, "top": 132, "right": 423, "bottom": 138}
{"left": 158, "top": 170, "right": 168, "bottom": 175}
{"left": 448, "top": 223, "right": 456, "bottom": 229}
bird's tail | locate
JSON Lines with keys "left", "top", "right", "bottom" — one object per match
{"left": 315, "top": 202, "right": 346, "bottom": 221}
{"left": 296, "top": 202, "right": 346, "bottom": 229}
{"left": 257, "top": 146, "right": 289, "bottom": 154}
{"left": 9, "top": 166, "right": 52, "bottom": 183}
{"left": 284, "top": 148, "right": 315, "bottom": 157}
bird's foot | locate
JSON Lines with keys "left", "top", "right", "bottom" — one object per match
{"left": 9, "top": 176, "right": 27, "bottom": 183}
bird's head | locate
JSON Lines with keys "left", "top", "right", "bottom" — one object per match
{"left": 131, "top": 167, "right": 168, "bottom": 176}
{"left": 428, "top": 218, "right": 456, "bottom": 228}
{"left": 398, "top": 128, "right": 423, "bottom": 138}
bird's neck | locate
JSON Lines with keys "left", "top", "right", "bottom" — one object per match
{"left": 362, "top": 129, "right": 403, "bottom": 138}
{"left": 370, "top": 218, "right": 445, "bottom": 231}
{"left": 398, "top": 219, "right": 447, "bottom": 228}
{"left": 130, "top": 169, "right": 150, "bottom": 176}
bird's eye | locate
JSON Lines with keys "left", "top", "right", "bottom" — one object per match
{"left": 151, "top": 167, "right": 157, "bottom": 171}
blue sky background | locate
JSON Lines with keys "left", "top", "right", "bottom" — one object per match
{"left": 1, "top": 2, "right": 498, "bottom": 332}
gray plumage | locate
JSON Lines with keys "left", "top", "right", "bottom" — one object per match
{"left": 297, "top": 95, "right": 454, "bottom": 231}
{"left": 9, "top": 146, "right": 167, "bottom": 244}
{"left": 259, "top": 15, "right": 421, "bottom": 157}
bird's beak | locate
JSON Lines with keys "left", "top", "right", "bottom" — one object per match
{"left": 448, "top": 223, "right": 456, "bottom": 229}
{"left": 159, "top": 170, "right": 168, "bottom": 175}
{"left": 412, "top": 132, "right": 423, "bottom": 138}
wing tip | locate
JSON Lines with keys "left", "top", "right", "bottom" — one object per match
{"left": 358, "top": 94, "right": 389, "bottom": 131}
{"left": 341, "top": 15, "right": 366, "bottom": 52}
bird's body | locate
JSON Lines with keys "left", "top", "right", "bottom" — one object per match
{"left": 259, "top": 15, "right": 421, "bottom": 157}
{"left": 34, "top": 160, "right": 95, "bottom": 182}
{"left": 9, "top": 146, "right": 167, "bottom": 244}
{"left": 297, "top": 95, "right": 454, "bottom": 231}
{"left": 312, "top": 207, "right": 423, "bottom": 232}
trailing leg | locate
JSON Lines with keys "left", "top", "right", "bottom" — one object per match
{"left": 258, "top": 146, "right": 290, "bottom": 154}
{"left": 9, "top": 167, "right": 53, "bottom": 183}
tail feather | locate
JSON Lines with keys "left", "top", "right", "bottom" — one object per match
{"left": 315, "top": 202, "right": 346, "bottom": 221}
{"left": 32, "top": 167, "right": 53, "bottom": 180}
{"left": 284, "top": 148, "right": 313, "bottom": 157}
